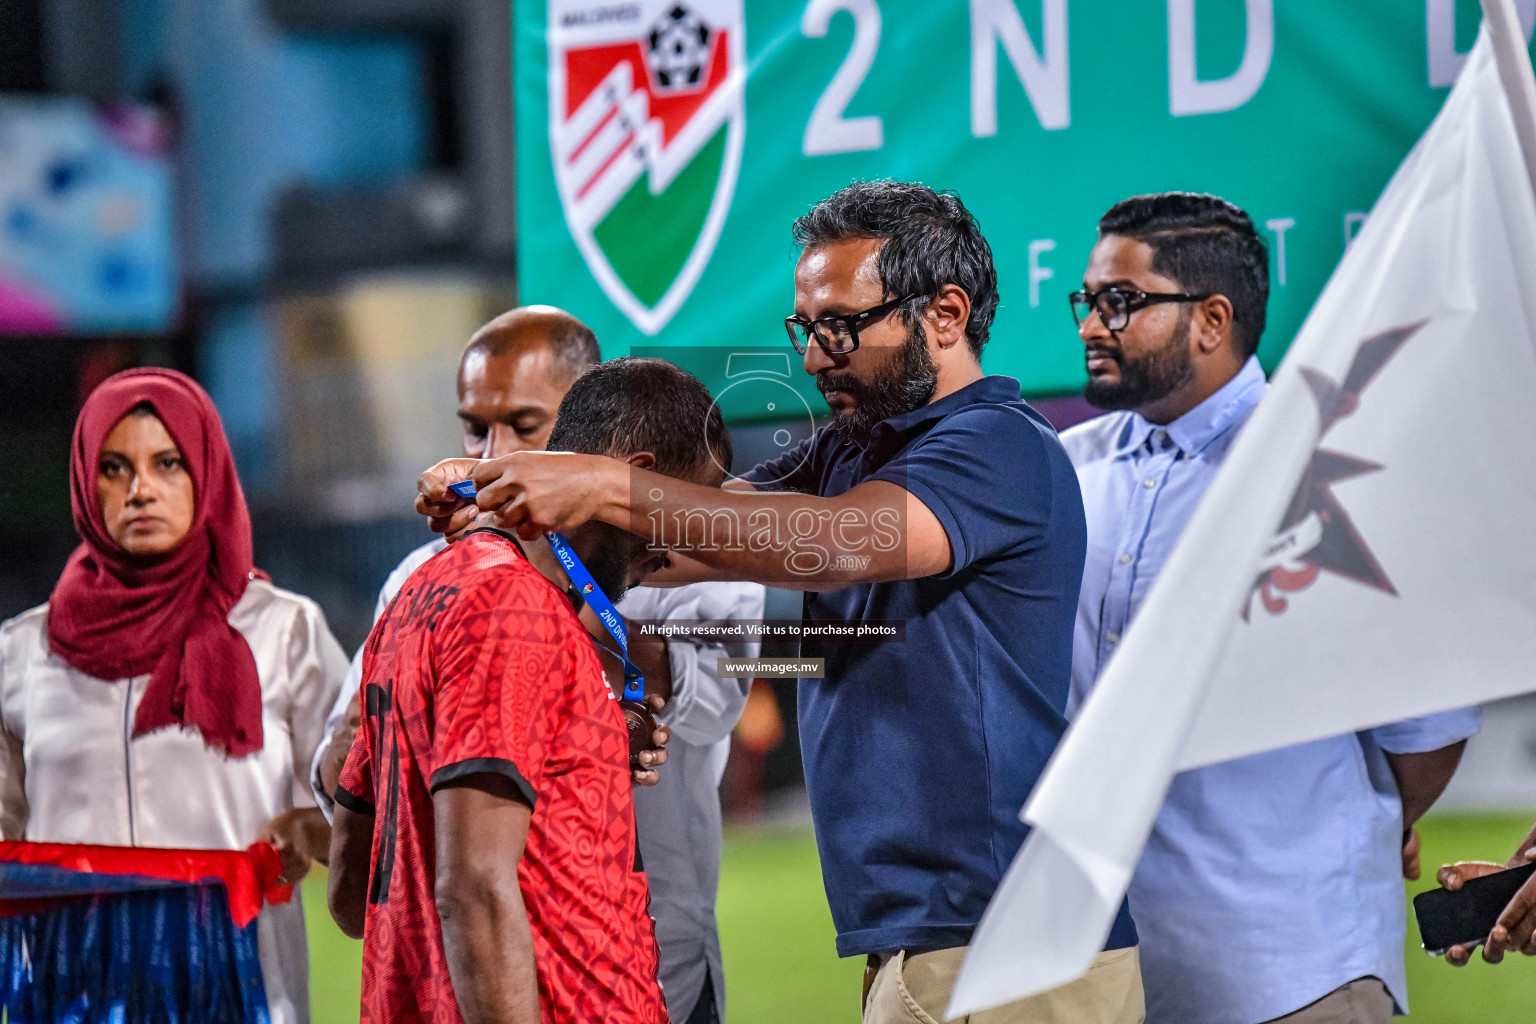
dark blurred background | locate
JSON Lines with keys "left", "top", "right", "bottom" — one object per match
{"left": 2, "top": 0, "right": 510, "bottom": 632}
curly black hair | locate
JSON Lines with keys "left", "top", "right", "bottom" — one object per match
{"left": 793, "top": 180, "right": 999, "bottom": 357}
{"left": 547, "top": 357, "right": 731, "bottom": 477}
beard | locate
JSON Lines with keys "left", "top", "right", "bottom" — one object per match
{"left": 1083, "top": 309, "right": 1197, "bottom": 412}
{"left": 818, "top": 315, "right": 939, "bottom": 447}
{"left": 575, "top": 522, "right": 638, "bottom": 598}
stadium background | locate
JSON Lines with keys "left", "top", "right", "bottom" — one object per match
{"left": 2, "top": 0, "right": 1536, "bottom": 1019}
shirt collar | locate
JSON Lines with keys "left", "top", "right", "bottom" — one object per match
{"left": 1117, "top": 356, "right": 1266, "bottom": 457}
{"left": 863, "top": 375, "right": 1022, "bottom": 460}
{"left": 465, "top": 525, "right": 585, "bottom": 609}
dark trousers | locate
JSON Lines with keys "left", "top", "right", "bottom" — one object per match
{"left": 683, "top": 973, "right": 719, "bottom": 1024}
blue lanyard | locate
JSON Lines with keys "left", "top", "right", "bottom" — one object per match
{"left": 547, "top": 532, "right": 645, "bottom": 701}
{"left": 449, "top": 480, "right": 644, "bottom": 700}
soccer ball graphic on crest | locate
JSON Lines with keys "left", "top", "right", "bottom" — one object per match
{"left": 550, "top": 0, "right": 745, "bottom": 335}
{"left": 647, "top": 4, "right": 713, "bottom": 91}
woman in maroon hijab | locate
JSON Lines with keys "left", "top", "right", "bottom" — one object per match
{"left": 0, "top": 368, "right": 347, "bottom": 1024}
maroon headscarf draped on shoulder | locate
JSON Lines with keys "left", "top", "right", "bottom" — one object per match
{"left": 46, "top": 368, "right": 266, "bottom": 758}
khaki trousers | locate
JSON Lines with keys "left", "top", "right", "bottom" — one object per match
{"left": 862, "top": 945, "right": 1144, "bottom": 1024}
{"left": 1263, "top": 977, "right": 1394, "bottom": 1024}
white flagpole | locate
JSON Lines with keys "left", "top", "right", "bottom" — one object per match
{"left": 1481, "top": 0, "right": 1536, "bottom": 198}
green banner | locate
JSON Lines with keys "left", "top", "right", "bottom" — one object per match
{"left": 516, "top": 0, "right": 1536, "bottom": 412}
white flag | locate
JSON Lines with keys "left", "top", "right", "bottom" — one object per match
{"left": 951, "top": 29, "right": 1536, "bottom": 1018}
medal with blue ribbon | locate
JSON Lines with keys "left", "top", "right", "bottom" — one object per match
{"left": 450, "top": 479, "right": 656, "bottom": 766}
{"left": 545, "top": 531, "right": 644, "bottom": 702}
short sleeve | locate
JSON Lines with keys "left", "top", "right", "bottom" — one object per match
{"left": 1370, "top": 705, "right": 1482, "bottom": 754}
{"left": 741, "top": 431, "right": 823, "bottom": 494}
{"left": 426, "top": 577, "right": 561, "bottom": 808}
{"left": 871, "top": 405, "right": 1059, "bottom": 576}
{"left": 335, "top": 725, "right": 376, "bottom": 816}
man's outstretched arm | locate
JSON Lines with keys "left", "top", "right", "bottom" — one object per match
{"left": 417, "top": 453, "right": 952, "bottom": 588}
{"left": 434, "top": 775, "right": 538, "bottom": 1024}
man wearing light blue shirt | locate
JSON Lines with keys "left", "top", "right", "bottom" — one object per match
{"left": 1061, "top": 192, "right": 1476, "bottom": 1024}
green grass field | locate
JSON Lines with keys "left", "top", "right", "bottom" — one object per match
{"left": 302, "top": 814, "right": 1536, "bottom": 1023}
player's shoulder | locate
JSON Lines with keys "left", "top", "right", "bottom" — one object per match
{"left": 1060, "top": 411, "right": 1136, "bottom": 469}
{"left": 422, "top": 530, "right": 572, "bottom": 618}
{"left": 382, "top": 538, "right": 447, "bottom": 596}
{"left": 424, "top": 529, "right": 528, "bottom": 579}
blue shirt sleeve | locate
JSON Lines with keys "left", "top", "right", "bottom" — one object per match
{"left": 1369, "top": 705, "right": 1482, "bottom": 754}
{"left": 870, "top": 406, "right": 1060, "bottom": 577}
{"left": 740, "top": 430, "right": 823, "bottom": 494}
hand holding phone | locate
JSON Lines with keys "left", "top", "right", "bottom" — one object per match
{"left": 1416, "top": 860, "right": 1536, "bottom": 958}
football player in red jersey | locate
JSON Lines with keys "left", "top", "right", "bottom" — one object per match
{"left": 327, "top": 358, "right": 732, "bottom": 1024}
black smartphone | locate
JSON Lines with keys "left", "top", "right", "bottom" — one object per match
{"left": 1414, "top": 861, "right": 1536, "bottom": 955}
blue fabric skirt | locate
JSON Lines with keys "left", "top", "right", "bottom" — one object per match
{"left": 0, "top": 865, "right": 268, "bottom": 1024}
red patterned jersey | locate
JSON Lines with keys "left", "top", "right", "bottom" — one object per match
{"left": 336, "top": 528, "right": 665, "bottom": 1024}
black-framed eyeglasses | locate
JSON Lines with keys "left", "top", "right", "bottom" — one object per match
{"left": 785, "top": 294, "right": 922, "bottom": 356}
{"left": 1068, "top": 287, "right": 1211, "bottom": 332}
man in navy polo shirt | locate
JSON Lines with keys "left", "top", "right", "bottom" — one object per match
{"left": 415, "top": 181, "right": 1144, "bottom": 1023}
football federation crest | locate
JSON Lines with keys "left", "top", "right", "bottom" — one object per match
{"left": 1248, "top": 322, "right": 1423, "bottom": 617}
{"left": 549, "top": 1, "right": 746, "bottom": 335}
